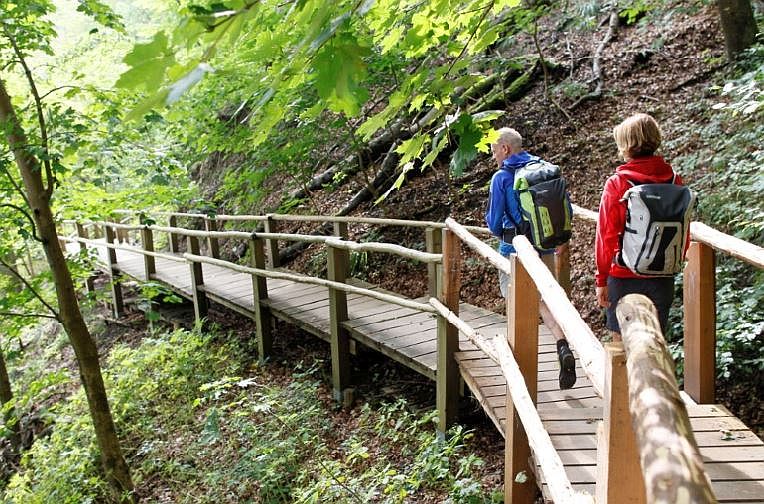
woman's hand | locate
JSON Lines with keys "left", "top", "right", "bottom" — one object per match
{"left": 596, "top": 285, "right": 609, "bottom": 308}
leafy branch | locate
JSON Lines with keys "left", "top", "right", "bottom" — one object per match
{"left": 0, "top": 203, "right": 43, "bottom": 242}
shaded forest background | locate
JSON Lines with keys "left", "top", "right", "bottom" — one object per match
{"left": 0, "top": 0, "right": 762, "bottom": 501}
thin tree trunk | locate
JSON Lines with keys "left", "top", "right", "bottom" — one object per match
{"left": 717, "top": 0, "right": 758, "bottom": 60}
{"left": 0, "top": 79, "right": 134, "bottom": 501}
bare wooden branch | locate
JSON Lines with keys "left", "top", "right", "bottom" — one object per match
{"left": 569, "top": 9, "right": 619, "bottom": 111}
{"left": 617, "top": 294, "right": 717, "bottom": 503}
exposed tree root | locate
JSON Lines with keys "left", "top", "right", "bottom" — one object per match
{"left": 569, "top": 9, "right": 619, "bottom": 111}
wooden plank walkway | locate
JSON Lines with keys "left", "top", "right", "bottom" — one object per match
{"left": 68, "top": 240, "right": 764, "bottom": 503}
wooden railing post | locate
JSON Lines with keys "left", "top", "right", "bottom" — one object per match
{"left": 204, "top": 217, "right": 220, "bottom": 259}
{"left": 104, "top": 224, "right": 124, "bottom": 318}
{"left": 264, "top": 214, "right": 280, "bottom": 268}
{"left": 187, "top": 235, "right": 208, "bottom": 322}
{"left": 140, "top": 226, "right": 156, "bottom": 281}
{"left": 618, "top": 294, "right": 716, "bottom": 503}
{"left": 75, "top": 223, "right": 95, "bottom": 293}
{"left": 504, "top": 255, "right": 539, "bottom": 504}
{"left": 595, "top": 342, "right": 646, "bottom": 503}
{"left": 555, "top": 242, "right": 571, "bottom": 296}
{"left": 333, "top": 221, "right": 348, "bottom": 239}
{"left": 437, "top": 228, "right": 460, "bottom": 436}
{"left": 250, "top": 236, "right": 272, "bottom": 361}
{"left": 683, "top": 241, "right": 716, "bottom": 403}
{"left": 168, "top": 215, "right": 179, "bottom": 253}
{"left": 426, "top": 227, "right": 443, "bottom": 299}
{"left": 327, "top": 241, "right": 352, "bottom": 405}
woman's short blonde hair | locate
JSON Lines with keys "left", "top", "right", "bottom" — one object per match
{"left": 613, "top": 113, "right": 662, "bottom": 159}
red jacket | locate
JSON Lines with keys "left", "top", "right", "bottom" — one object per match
{"left": 595, "top": 155, "right": 683, "bottom": 287}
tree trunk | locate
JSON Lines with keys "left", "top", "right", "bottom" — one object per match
{"left": 717, "top": 0, "right": 758, "bottom": 60}
{"left": 0, "top": 80, "right": 134, "bottom": 501}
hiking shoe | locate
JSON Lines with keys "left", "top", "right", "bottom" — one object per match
{"left": 557, "top": 341, "right": 576, "bottom": 390}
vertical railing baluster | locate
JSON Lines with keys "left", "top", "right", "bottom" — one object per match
{"left": 104, "top": 224, "right": 124, "bottom": 318}
{"left": 327, "top": 240, "right": 352, "bottom": 406}
{"left": 75, "top": 222, "right": 95, "bottom": 293}
{"left": 595, "top": 342, "right": 646, "bottom": 503}
{"left": 683, "top": 241, "right": 716, "bottom": 403}
{"left": 250, "top": 236, "right": 272, "bottom": 361}
{"left": 187, "top": 235, "right": 208, "bottom": 323}
{"left": 168, "top": 215, "right": 179, "bottom": 253}
{"left": 436, "top": 228, "right": 460, "bottom": 436}
{"left": 264, "top": 214, "right": 280, "bottom": 268}
{"left": 140, "top": 226, "right": 155, "bottom": 281}
{"left": 426, "top": 227, "right": 443, "bottom": 299}
{"left": 204, "top": 216, "right": 220, "bottom": 259}
{"left": 504, "top": 254, "right": 539, "bottom": 504}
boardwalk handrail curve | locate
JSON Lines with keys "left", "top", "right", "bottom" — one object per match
{"left": 616, "top": 294, "right": 717, "bottom": 502}
{"left": 183, "top": 252, "right": 437, "bottom": 314}
{"left": 63, "top": 220, "right": 442, "bottom": 263}
{"left": 110, "top": 209, "right": 493, "bottom": 235}
{"left": 429, "top": 299, "right": 592, "bottom": 504}
{"left": 444, "top": 218, "right": 606, "bottom": 396}
{"left": 60, "top": 235, "right": 185, "bottom": 263}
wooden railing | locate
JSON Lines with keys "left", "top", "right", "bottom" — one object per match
{"left": 61, "top": 208, "right": 762, "bottom": 503}
{"left": 571, "top": 203, "right": 764, "bottom": 404}
{"left": 60, "top": 216, "right": 445, "bottom": 409}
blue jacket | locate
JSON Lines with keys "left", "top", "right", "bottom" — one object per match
{"left": 485, "top": 151, "right": 544, "bottom": 256}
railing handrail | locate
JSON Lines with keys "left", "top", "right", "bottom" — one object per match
{"left": 429, "top": 298, "right": 592, "bottom": 504}
{"left": 571, "top": 203, "right": 764, "bottom": 269}
{"left": 60, "top": 235, "right": 185, "bottom": 263}
{"left": 183, "top": 252, "right": 437, "bottom": 314}
{"left": 445, "top": 217, "right": 606, "bottom": 396}
{"left": 109, "top": 209, "right": 492, "bottom": 235}
{"left": 616, "top": 294, "right": 717, "bottom": 502}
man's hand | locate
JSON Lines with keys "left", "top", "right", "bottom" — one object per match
{"left": 596, "top": 285, "right": 609, "bottom": 308}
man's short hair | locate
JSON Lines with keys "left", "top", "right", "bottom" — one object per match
{"left": 613, "top": 113, "right": 662, "bottom": 159}
{"left": 496, "top": 127, "right": 523, "bottom": 151}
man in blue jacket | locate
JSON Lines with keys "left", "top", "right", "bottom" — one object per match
{"left": 485, "top": 127, "right": 576, "bottom": 390}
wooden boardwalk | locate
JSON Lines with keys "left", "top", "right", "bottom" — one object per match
{"left": 69, "top": 240, "right": 764, "bottom": 503}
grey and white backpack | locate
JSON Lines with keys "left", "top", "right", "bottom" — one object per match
{"left": 616, "top": 174, "right": 696, "bottom": 276}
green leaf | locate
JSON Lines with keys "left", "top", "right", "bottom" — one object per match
{"left": 396, "top": 134, "right": 429, "bottom": 165}
{"left": 116, "top": 32, "right": 175, "bottom": 91}
{"left": 313, "top": 32, "right": 370, "bottom": 116}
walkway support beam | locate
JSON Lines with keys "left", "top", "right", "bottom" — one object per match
{"left": 683, "top": 241, "right": 716, "bottom": 403}
{"left": 595, "top": 342, "right": 646, "bottom": 503}
{"left": 104, "top": 224, "right": 124, "bottom": 318}
{"left": 618, "top": 294, "right": 716, "bottom": 503}
{"left": 437, "top": 228, "right": 461, "bottom": 435}
{"left": 327, "top": 241, "right": 352, "bottom": 406}
{"left": 250, "top": 237, "right": 272, "bottom": 361}
{"left": 504, "top": 254, "right": 539, "bottom": 504}
{"left": 188, "top": 235, "right": 208, "bottom": 322}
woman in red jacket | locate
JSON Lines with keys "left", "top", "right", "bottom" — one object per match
{"left": 596, "top": 113, "right": 682, "bottom": 338}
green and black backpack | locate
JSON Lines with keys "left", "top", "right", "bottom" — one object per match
{"left": 513, "top": 159, "right": 573, "bottom": 250}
